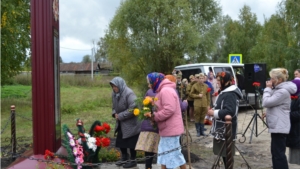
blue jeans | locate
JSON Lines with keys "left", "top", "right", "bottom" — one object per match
{"left": 271, "top": 133, "right": 289, "bottom": 169}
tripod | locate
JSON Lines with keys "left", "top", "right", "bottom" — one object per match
{"left": 240, "top": 92, "right": 268, "bottom": 144}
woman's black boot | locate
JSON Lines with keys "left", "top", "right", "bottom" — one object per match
{"left": 123, "top": 158, "right": 137, "bottom": 168}
{"left": 115, "top": 153, "right": 128, "bottom": 166}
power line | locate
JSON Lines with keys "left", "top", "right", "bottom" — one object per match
{"left": 60, "top": 46, "right": 91, "bottom": 51}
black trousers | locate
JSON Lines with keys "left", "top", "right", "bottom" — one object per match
{"left": 271, "top": 133, "right": 289, "bottom": 169}
{"left": 120, "top": 148, "right": 136, "bottom": 159}
{"left": 145, "top": 152, "right": 155, "bottom": 168}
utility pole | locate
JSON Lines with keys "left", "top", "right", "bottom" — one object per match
{"left": 91, "top": 40, "right": 95, "bottom": 80}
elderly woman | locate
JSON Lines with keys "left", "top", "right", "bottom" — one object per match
{"left": 262, "top": 68, "right": 297, "bottom": 169}
{"left": 207, "top": 71, "right": 243, "bottom": 167}
{"left": 148, "top": 73, "right": 187, "bottom": 169}
{"left": 110, "top": 77, "right": 141, "bottom": 168}
{"left": 135, "top": 72, "right": 164, "bottom": 169}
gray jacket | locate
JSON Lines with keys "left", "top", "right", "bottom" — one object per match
{"left": 110, "top": 77, "right": 141, "bottom": 139}
{"left": 262, "top": 81, "right": 297, "bottom": 134}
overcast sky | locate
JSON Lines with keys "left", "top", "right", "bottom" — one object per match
{"left": 59, "top": 0, "right": 282, "bottom": 63}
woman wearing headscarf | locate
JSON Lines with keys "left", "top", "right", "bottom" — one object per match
{"left": 135, "top": 72, "right": 164, "bottom": 169}
{"left": 286, "top": 78, "right": 300, "bottom": 165}
{"left": 207, "top": 71, "right": 243, "bottom": 167}
{"left": 262, "top": 68, "right": 297, "bottom": 169}
{"left": 148, "top": 73, "right": 187, "bottom": 169}
{"left": 110, "top": 77, "right": 141, "bottom": 168}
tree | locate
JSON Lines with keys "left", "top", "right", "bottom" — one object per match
{"left": 95, "top": 37, "right": 108, "bottom": 63}
{"left": 209, "top": 15, "right": 232, "bottom": 62}
{"left": 221, "top": 5, "right": 262, "bottom": 64}
{"left": 249, "top": 1, "right": 300, "bottom": 77}
{"left": 1, "top": 0, "right": 31, "bottom": 85}
{"left": 188, "top": 0, "right": 222, "bottom": 63}
{"left": 81, "top": 55, "right": 91, "bottom": 63}
{"left": 105, "top": 0, "right": 221, "bottom": 85}
{"left": 284, "top": 0, "right": 300, "bottom": 77}
{"left": 250, "top": 14, "right": 289, "bottom": 69}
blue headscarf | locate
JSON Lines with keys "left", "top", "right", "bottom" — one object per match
{"left": 147, "top": 72, "right": 165, "bottom": 93}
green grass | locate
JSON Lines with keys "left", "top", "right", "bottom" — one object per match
{"left": 0, "top": 86, "right": 115, "bottom": 140}
{"left": 0, "top": 75, "right": 142, "bottom": 143}
{"left": 1, "top": 85, "right": 31, "bottom": 98}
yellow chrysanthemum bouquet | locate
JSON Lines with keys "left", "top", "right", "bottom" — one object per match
{"left": 132, "top": 96, "right": 158, "bottom": 121}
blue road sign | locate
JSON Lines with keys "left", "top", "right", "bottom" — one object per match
{"left": 229, "top": 54, "right": 242, "bottom": 64}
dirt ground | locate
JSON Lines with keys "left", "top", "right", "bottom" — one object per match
{"left": 185, "top": 107, "right": 300, "bottom": 169}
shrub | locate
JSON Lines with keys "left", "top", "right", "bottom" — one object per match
{"left": 13, "top": 73, "right": 32, "bottom": 85}
{"left": 98, "top": 147, "right": 121, "bottom": 162}
{"left": 136, "top": 150, "right": 145, "bottom": 158}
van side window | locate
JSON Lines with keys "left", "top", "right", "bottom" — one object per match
{"left": 213, "top": 67, "right": 223, "bottom": 74}
{"left": 181, "top": 69, "right": 202, "bottom": 81}
{"left": 224, "top": 67, "right": 234, "bottom": 75}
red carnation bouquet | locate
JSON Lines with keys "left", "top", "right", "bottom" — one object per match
{"left": 207, "top": 88, "right": 212, "bottom": 93}
{"left": 44, "top": 149, "right": 55, "bottom": 160}
{"left": 252, "top": 82, "right": 260, "bottom": 88}
{"left": 93, "top": 122, "right": 111, "bottom": 147}
{"left": 291, "top": 95, "right": 299, "bottom": 100}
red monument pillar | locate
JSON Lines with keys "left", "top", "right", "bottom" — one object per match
{"left": 31, "top": 0, "right": 61, "bottom": 154}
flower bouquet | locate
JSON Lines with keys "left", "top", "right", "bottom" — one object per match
{"left": 61, "top": 119, "right": 111, "bottom": 169}
{"left": 252, "top": 82, "right": 265, "bottom": 125}
{"left": 132, "top": 96, "right": 158, "bottom": 121}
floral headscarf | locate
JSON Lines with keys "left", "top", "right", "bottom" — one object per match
{"left": 110, "top": 77, "right": 127, "bottom": 98}
{"left": 147, "top": 72, "right": 165, "bottom": 93}
{"left": 216, "top": 71, "right": 233, "bottom": 91}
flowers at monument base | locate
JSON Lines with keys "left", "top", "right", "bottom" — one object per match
{"left": 67, "top": 131, "right": 84, "bottom": 168}
{"left": 56, "top": 120, "right": 112, "bottom": 168}
{"left": 44, "top": 149, "right": 55, "bottom": 160}
{"left": 77, "top": 123, "right": 111, "bottom": 151}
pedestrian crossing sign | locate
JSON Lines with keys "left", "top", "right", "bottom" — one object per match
{"left": 229, "top": 54, "right": 242, "bottom": 64}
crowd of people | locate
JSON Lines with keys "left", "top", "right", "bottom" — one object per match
{"left": 108, "top": 68, "right": 300, "bottom": 169}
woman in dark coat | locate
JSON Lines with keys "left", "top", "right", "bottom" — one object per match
{"left": 207, "top": 71, "right": 243, "bottom": 167}
{"left": 286, "top": 78, "right": 300, "bottom": 165}
{"left": 110, "top": 77, "right": 141, "bottom": 168}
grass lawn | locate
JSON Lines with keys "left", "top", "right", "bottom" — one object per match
{"left": 1, "top": 85, "right": 116, "bottom": 140}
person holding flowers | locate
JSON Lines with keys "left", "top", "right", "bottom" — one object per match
{"left": 190, "top": 73, "right": 211, "bottom": 137}
{"left": 262, "top": 68, "right": 297, "bottom": 169}
{"left": 146, "top": 72, "right": 187, "bottom": 169}
{"left": 286, "top": 78, "right": 300, "bottom": 165}
{"left": 110, "top": 77, "right": 141, "bottom": 168}
{"left": 135, "top": 72, "right": 164, "bottom": 169}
